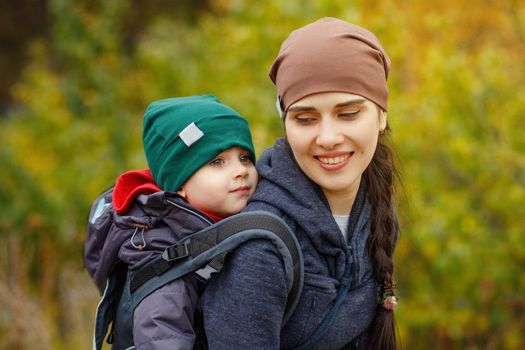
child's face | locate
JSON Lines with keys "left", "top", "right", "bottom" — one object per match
{"left": 179, "top": 147, "right": 258, "bottom": 217}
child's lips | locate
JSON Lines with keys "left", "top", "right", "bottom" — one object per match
{"left": 231, "top": 186, "right": 251, "bottom": 195}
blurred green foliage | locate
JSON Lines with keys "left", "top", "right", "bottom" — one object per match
{"left": 0, "top": 0, "right": 524, "bottom": 349}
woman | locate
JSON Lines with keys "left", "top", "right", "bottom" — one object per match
{"left": 201, "top": 17, "right": 399, "bottom": 350}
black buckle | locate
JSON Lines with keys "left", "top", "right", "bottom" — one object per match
{"left": 162, "top": 241, "right": 190, "bottom": 261}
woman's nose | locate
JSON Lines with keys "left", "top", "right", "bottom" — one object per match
{"left": 316, "top": 118, "right": 344, "bottom": 149}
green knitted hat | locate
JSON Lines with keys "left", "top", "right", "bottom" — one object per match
{"left": 142, "top": 94, "right": 255, "bottom": 192}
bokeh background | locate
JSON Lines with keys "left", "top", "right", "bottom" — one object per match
{"left": 1, "top": 0, "right": 524, "bottom": 349}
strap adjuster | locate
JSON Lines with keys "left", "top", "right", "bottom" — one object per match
{"left": 162, "top": 241, "right": 190, "bottom": 261}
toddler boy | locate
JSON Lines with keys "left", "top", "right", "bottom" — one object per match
{"left": 102, "top": 95, "right": 257, "bottom": 349}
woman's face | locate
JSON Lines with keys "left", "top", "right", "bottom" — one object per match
{"left": 284, "top": 92, "right": 387, "bottom": 205}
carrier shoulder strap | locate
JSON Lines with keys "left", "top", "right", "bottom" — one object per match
{"left": 129, "top": 211, "right": 304, "bottom": 325}
{"left": 290, "top": 254, "right": 353, "bottom": 350}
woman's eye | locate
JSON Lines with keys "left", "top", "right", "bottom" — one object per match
{"left": 294, "top": 113, "right": 317, "bottom": 124}
{"left": 209, "top": 158, "right": 225, "bottom": 166}
{"left": 339, "top": 110, "right": 359, "bottom": 119}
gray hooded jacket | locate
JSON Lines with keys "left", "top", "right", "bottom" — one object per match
{"left": 201, "top": 138, "right": 382, "bottom": 349}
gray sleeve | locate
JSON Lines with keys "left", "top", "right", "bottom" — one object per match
{"left": 202, "top": 239, "right": 288, "bottom": 349}
{"left": 133, "top": 276, "right": 199, "bottom": 350}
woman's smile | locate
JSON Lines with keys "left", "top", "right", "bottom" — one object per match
{"left": 285, "top": 92, "right": 386, "bottom": 206}
{"left": 316, "top": 152, "right": 353, "bottom": 170}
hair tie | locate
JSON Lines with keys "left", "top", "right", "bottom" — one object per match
{"left": 381, "top": 294, "right": 398, "bottom": 311}
{"left": 379, "top": 282, "right": 398, "bottom": 311}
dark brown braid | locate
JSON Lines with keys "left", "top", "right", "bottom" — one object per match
{"left": 363, "top": 123, "right": 400, "bottom": 350}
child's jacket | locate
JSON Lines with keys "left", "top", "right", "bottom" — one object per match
{"left": 85, "top": 169, "right": 213, "bottom": 350}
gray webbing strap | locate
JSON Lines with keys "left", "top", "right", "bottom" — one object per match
{"left": 130, "top": 211, "right": 304, "bottom": 326}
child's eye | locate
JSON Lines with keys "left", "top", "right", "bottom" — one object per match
{"left": 209, "top": 158, "right": 225, "bottom": 166}
{"left": 240, "top": 154, "right": 253, "bottom": 164}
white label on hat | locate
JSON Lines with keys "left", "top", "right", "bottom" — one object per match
{"left": 179, "top": 122, "right": 204, "bottom": 147}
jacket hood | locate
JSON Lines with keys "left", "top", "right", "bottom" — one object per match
{"left": 85, "top": 170, "right": 213, "bottom": 292}
{"left": 113, "top": 169, "right": 161, "bottom": 214}
{"left": 247, "top": 138, "right": 371, "bottom": 279}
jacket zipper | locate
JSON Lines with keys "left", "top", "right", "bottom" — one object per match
{"left": 166, "top": 199, "right": 214, "bottom": 226}
{"left": 349, "top": 243, "right": 359, "bottom": 288}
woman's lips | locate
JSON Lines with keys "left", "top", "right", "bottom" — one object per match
{"left": 316, "top": 152, "right": 352, "bottom": 170}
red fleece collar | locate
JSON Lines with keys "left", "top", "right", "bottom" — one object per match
{"left": 198, "top": 208, "right": 224, "bottom": 222}
{"left": 113, "top": 169, "right": 161, "bottom": 214}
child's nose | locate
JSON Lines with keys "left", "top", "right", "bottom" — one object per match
{"left": 233, "top": 163, "right": 249, "bottom": 178}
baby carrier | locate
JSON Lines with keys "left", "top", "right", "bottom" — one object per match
{"left": 84, "top": 187, "right": 304, "bottom": 350}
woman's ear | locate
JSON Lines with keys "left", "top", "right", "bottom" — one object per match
{"left": 379, "top": 109, "right": 388, "bottom": 132}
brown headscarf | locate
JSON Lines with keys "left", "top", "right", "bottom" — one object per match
{"left": 269, "top": 17, "right": 391, "bottom": 115}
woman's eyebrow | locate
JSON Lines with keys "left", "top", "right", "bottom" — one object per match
{"left": 335, "top": 99, "right": 366, "bottom": 108}
{"left": 288, "top": 98, "right": 366, "bottom": 112}
{"left": 287, "top": 105, "right": 316, "bottom": 112}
